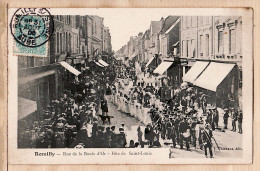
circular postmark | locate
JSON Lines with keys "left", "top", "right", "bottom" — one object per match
{"left": 10, "top": 8, "right": 54, "bottom": 48}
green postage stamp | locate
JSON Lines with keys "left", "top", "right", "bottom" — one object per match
{"left": 10, "top": 8, "right": 54, "bottom": 57}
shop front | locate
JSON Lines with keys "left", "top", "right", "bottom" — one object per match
{"left": 183, "top": 61, "right": 239, "bottom": 109}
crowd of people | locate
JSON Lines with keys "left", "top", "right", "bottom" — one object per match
{"left": 18, "top": 58, "right": 131, "bottom": 148}
{"left": 110, "top": 60, "right": 243, "bottom": 158}
{"left": 18, "top": 57, "right": 243, "bottom": 158}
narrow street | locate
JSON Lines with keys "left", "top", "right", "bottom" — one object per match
{"left": 98, "top": 99, "right": 243, "bottom": 158}
{"left": 104, "top": 100, "right": 145, "bottom": 129}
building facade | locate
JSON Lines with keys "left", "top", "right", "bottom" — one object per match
{"left": 148, "top": 20, "right": 163, "bottom": 61}
{"left": 103, "top": 27, "right": 112, "bottom": 54}
{"left": 180, "top": 16, "right": 243, "bottom": 109}
{"left": 18, "top": 14, "right": 111, "bottom": 120}
{"left": 91, "top": 15, "right": 104, "bottom": 59}
{"left": 159, "top": 16, "right": 180, "bottom": 59}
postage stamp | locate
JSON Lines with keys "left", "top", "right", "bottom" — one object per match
{"left": 10, "top": 8, "right": 54, "bottom": 57}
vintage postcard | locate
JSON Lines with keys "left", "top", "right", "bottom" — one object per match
{"left": 8, "top": 8, "right": 253, "bottom": 164}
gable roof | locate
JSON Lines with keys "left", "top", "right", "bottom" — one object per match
{"left": 142, "top": 29, "right": 150, "bottom": 39}
{"left": 150, "top": 21, "right": 161, "bottom": 36}
{"left": 164, "top": 18, "right": 180, "bottom": 35}
{"left": 160, "top": 16, "right": 180, "bottom": 34}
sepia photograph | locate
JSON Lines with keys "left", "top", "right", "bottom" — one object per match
{"left": 8, "top": 8, "right": 253, "bottom": 164}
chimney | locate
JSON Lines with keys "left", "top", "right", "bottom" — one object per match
{"left": 138, "top": 32, "right": 143, "bottom": 37}
{"left": 160, "top": 17, "right": 165, "bottom": 29}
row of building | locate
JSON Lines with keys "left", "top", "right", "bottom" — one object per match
{"left": 18, "top": 15, "right": 112, "bottom": 120}
{"left": 116, "top": 16, "right": 243, "bottom": 110}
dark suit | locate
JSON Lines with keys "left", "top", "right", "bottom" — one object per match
{"left": 202, "top": 129, "right": 213, "bottom": 157}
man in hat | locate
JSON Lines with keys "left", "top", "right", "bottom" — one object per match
{"left": 170, "top": 117, "right": 176, "bottom": 148}
{"left": 118, "top": 128, "right": 127, "bottom": 148}
{"left": 223, "top": 109, "right": 229, "bottom": 129}
{"left": 160, "top": 118, "right": 167, "bottom": 140}
{"left": 98, "top": 126, "right": 106, "bottom": 148}
{"left": 166, "top": 117, "right": 173, "bottom": 140}
{"left": 213, "top": 108, "right": 219, "bottom": 128}
{"left": 231, "top": 108, "right": 238, "bottom": 132}
{"left": 174, "top": 112, "right": 181, "bottom": 145}
{"left": 181, "top": 97, "right": 187, "bottom": 114}
{"left": 202, "top": 124, "right": 213, "bottom": 158}
{"left": 137, "top": 126, "right": 144, "bottom": 148}
{"left": 237, "top": 110, "right": 243, "bottom": 134}
{"left": 104, "top": 127, "right": 113, "bottom": 147}
{"left": 179, "top": 117, "right": 190, "bottom": 150}
{"left": 190, "top": 116, "right": 198, "bottom": 148}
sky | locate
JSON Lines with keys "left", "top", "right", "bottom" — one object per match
{"left": 81, "top": 9, "right": 181, "bottom": 52}
{"left": 97, "top": 9, "right": 175, "bottom": 52}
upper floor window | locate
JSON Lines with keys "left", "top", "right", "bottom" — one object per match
{"left": 205, "top": 34, "right": 209, "bottom": 56}
{"left": 204, "top": 16, "right": 210, "bottom": 25}
{"left": 229, "top": 29, "right": 236, "bottom": 54}
{"left": 191, "top": 39, "right": 195, "bottom": 58}
{"left": 56, "top": 33, "right": 59, "bottom": 53}
{"left": 192, "top": 16, "right": 197, "bottom": 27}
{"left": 218, "top": 31, "right": 224, "bottom": 54}
{"left": 186, "top": 40, "right": 190, "bottom": 57}
{"left": 60, "top": 33, "right": 62, "bottom": 53}
{"left": 199, "top": 35, "right": 203, "bottom": 56}
{"left": 198, "top": 17, "right": 203, "bottom": 26}
{"left": 182, "top": 16, "right": 186, "bottom": 29}
{"left": 182, "top": 40, "right": 186, "bottom": 57}
{"left": 95, "top": 22, "right": 97, "bottom": 34}
{"left": 186, "top": 16, "right": 192, "bottom": 28}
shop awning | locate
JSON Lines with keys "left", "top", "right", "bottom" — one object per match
{"left": 60, "top": 61, "right": 81, "bottom": 76}
{"left": 94, "top": 61, "right": 104, "bottom": 67}
{"left": 172, "top": 41, "right": 180, "bottom": 47}
{"left": 153, "top": 61, "right": 173, "bottom": 75}
{"left": 182, "top": 61, "right": 210, "bottom": 83}
{"left": 19, "top": 70, "right": 55, "bottom": 85}
{"left": 98, "top": 59, "right": 109, "bottom": 67}
{"left": 146, "top": 57, "right": 156, "bottom": 67}
{"left": 193, "top": 62, "right": 236, "bottom": 92}
{"left": 18, "top": 97, "right": 37, "bottom": 120}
